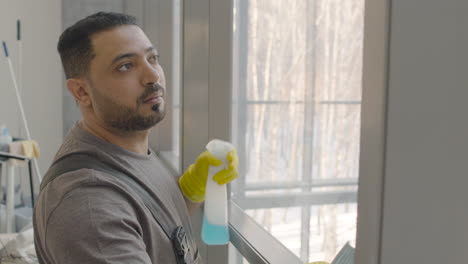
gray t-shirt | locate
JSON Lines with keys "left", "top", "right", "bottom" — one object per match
{"left": 33, "top": 123, "right": 199, "bottom": 263}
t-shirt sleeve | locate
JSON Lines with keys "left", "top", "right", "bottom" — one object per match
{"left": 44, "top": 184, "right": 152, "bottom": 264}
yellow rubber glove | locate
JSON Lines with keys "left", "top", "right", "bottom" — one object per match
{"left": 179, "top": 149, "right": 239, "bottom": 202}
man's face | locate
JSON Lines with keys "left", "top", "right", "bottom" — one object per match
{"left": 86, "top": 25, "right": 166, "bottom": 132}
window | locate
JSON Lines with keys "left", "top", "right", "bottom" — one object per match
{"left": 148, "top": 0, "right": 182, "bottom": 173}
{"left": 231, "top": 0, "right": 364, "bottom": 262}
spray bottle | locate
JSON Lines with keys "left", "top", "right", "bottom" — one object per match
{"left": 0, "top": 125, "right": 12, "bottom": 145}
{"left": 201, "top": 139, "right": 234, "bottom": 245}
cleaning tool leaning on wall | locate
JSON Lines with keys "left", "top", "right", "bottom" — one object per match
{"left": 2, "top": 38, "right": 42, "bottom": 183}
{"left": 33, "top": 12, "right": 238, "bottom": 264}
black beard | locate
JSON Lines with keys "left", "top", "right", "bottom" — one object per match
{"left": 108, "top": 109, "right": 164, "bottom": 131}
{"left": 107, "top": 83, "right": 166, "bottom": 131}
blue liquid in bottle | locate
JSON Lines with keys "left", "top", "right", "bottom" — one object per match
{"left": 202, "top": 215, "right": 230, "bottom": 245}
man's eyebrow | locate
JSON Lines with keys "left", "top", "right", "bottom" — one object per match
{"left": 146, "top": 46, "right": 157, "bottom": 54}
{"left": 111, "top": 46, "right": 158, "bottom": 65}
{"left": 111, "top": 53, "right": 136, "bottom": 65}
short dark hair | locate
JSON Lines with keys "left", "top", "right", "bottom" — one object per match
{"left": 57, "top": 12, "right": 137, "bottom": 79}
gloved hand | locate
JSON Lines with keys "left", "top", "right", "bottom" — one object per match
{"left": 179, "top": 149, "right": 238, "bottom": 202}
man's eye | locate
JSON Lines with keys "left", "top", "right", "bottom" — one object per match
{"left": 118, "top": 63, "right": 133, "bottom": 72}
{"left": 148, "top": 55, "right": 159, "bottom": 64}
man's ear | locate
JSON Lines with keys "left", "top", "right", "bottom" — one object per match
{"left": 66, "top": 78, "right": 92, "bottom": 107}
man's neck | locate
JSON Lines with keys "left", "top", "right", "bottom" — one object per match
{"left": 79, "top": 119, "right": 150, "bottom": 155}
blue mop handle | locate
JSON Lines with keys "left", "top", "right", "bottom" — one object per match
{"left": 2, "top": 41, "right": 8, "bottom": 57}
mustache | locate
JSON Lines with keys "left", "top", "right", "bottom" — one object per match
{"left": 138, "top": 83, "right": 165, "bottom": 104}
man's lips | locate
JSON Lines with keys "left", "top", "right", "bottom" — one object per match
{"left": 144, "top": 94, "right": 164, "bottom": 103}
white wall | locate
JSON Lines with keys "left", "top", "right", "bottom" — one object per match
{"left": 381, "top": 0, "right": 468, "bottom": 263}
{"left": 0, "top": 0, "right": 62, "bottom": 188}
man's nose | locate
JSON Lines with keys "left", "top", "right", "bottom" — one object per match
{"left": 142, "top": 63, "right": 161, "bottom": 86}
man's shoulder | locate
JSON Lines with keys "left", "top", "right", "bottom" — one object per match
{"left": 34, "top": 168, "right": 144, "bottom": 234}
{"left": 39, "top": 168, "right": 138, "bottom": 204}
{"left": 45, "top": 171, "right": 140, "bottom": 216}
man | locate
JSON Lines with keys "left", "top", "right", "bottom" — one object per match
{"left": 33, "top": 12, "right": 238, "bottom": 264}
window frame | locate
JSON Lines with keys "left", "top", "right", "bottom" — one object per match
{"left": 355, "top": 0, "right": 391, "bottom": 263}
{"left": 144, "top": 0, "right": 183, "bottom": 173}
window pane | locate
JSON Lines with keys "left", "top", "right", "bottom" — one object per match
{"left": 156, "top": 0, "right": 182, "bottom": 172}
{"left": 240, "top": 104, "right": 305, "bottom": 185}
{"left": 232, "top": 0, "right": 364, "bottom": 262}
